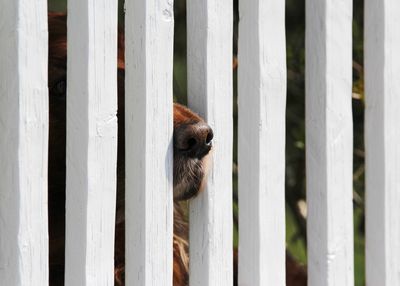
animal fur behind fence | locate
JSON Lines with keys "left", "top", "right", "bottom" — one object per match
{"left": 47, "top": 12, "right": 306, "bottom": 286}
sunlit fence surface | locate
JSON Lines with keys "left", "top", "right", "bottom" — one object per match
{"left": 0, "top": 0, "right": 399, "bottom": 285}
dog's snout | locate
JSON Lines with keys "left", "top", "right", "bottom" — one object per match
{"left": 175, "top": 122, "right": 213, "bottom": 158}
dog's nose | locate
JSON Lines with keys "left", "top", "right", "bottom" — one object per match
{"left": 174, "top": 122, "right": 213, "bottom": 159}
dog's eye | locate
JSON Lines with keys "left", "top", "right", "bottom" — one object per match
{"left": 52, "top": 79, "right": 66, "bottom": 96}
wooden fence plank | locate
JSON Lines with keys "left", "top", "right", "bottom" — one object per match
{"left": 0, "top": 0, "right": 49, "bottom": 285}
{"left": 187, "top": 0, "right": 233, "bottom": 285}
{"left": 237, "top": 0, "right": 287, "bottom": 285}
{"left": 365, "top": 1, "right": 400, "bottom": 285}
{"left": 64, "top": 1, "right": 118, "bottom": 285}
{"left": 124, "top": 0, "right": 174, "bottom": 285}
{"left": 305, "top": 1, "right": 354, "bottom": 285}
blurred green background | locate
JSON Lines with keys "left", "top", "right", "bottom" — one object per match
{"left": 48, "top": 0, "right": 366, "bottom": 285}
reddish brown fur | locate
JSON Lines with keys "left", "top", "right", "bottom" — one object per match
{"left": 48, "top": 12, "right": 307, "bottom": 286}
{"left": 48, "top": 12, "right": 196, "bottom": 286}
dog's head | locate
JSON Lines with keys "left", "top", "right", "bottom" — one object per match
{"left": 48, "top": 13, "right": 212, "bottom": 201}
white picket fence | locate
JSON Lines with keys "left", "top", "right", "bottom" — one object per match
{"left": 0, "top": 0, "right": 399, "bottom": 286}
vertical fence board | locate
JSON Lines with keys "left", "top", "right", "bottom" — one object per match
{"left": 305, "top": 1, "right": 354, "bottom": 285}
{"left": 125, "top": 0, "right": 174, "bottom": 285}
{"left": 65, "top": 1, "right": 118, "bottom": 285}
{"left": 237, "top": 0, "right": 287, "bottom": 285}
{"left": 365, "top": 1, "right": 400, "bottom": 285}
{"left": 187, "top": 0, "right": 233, "bottom": 285}
{"left": 0, "top": 1, "right": 49, "bottom": 285}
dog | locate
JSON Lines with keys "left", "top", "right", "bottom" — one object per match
{"left": 47, "top": 12, "right": 212, "bottom": 285}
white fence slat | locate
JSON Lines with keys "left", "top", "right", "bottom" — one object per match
{"left": 64, "top": 1, "right": 118, "bottom": 285}
{"left": 187, "top": 0, "right": 233, "bottom": 285}
{"left": 365, "top": 1, "right": 400, "bottom": 284}
{"left": 0, "top": 1, "right": 49, "bottom": 285}
{"left": 124, "top": 0, "right": 174, "bottom": 285}
{"left": 237, "top": 0, "right": 287, "bottom": 285}
{"left": 305, "top": 1, "right": 354, "bottom": 285}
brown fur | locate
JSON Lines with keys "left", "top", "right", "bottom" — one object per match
{"left": 48, "top": 12, "right": 307, "bottom": 286}
{"left": 48, "top": 12, "right": 207, "bottom": 286}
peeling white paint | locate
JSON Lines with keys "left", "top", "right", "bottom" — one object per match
{"left": 365, "top": 1, "right": 400, "bottom": 285}
{"left": 306, "top": 1, "right": 354, "bottom": 285}
{"left": 64, "top": 1, "right": 118, "bottom": 285}
{"left": 125, "top": 0, "right": 174, "bottom": 285}
{"left": 0, "top": 0, "right": 49, "bottom": 285}
{"left": 187, "top": 0, "right": 233, "bottom": 285}
{"left": 238, "top": 1, "right": 287, "bottom": 285}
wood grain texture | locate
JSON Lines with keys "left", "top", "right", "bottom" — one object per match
{"left": 365, "top": 1, "right": 400, "bottom": 285}
{"left": 0, "top": 0, "right": 49, "bottom": 285}
{"left": 305, "top": 1, "right": 354, "bottom": 285}
{"left": 124, "top": 0, "right": 174, "bottom": 285}
{"left": 187, "top": 0, "right": 233, "bottom": 285}
{"left": 237, "top": 1, "right": 287, "bottom": 285}
{"left": 64, "top": 1, "right": 118, "bottom": 285}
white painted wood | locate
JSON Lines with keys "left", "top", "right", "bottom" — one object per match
{"left": 187, "top": 1, "right": 233, "bottom": 285}
{"left": 0, "top": 0, "right": 49, "bottom": 285}
{"left": 305, "top": 1, "right": 354, "bottom": 285}
{"left": 124, "top": 0, "right": 174, "bottom": 285}
{"left": 64, "top": 1, "right": 118, "bottom": 285}
{"left": 237, "top": 0, "right": 287, "bottom": 285}
{"left": 365, "top": 1, "right": 400, "bottom": 284}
